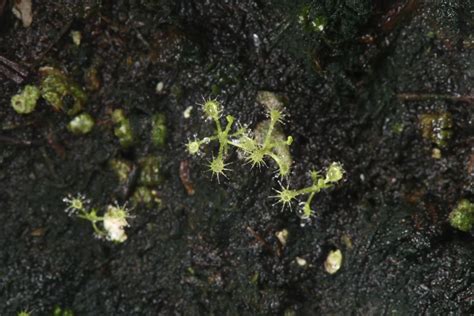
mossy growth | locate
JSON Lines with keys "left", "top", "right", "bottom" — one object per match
{"left": 273, "top": 0, "right": 372, "bottom": 73}
{"left": 151, "top": 113, "right": 167, "bottom": 147}
{"left": 109, "top": 159, "right": 133, "bottom": 183}
{"left": 39, "top": 66, "right": 87, "bottom": 116}
{"left": 111, "top": 109, "right": 135, "bottom": 148}
{"left": 273, "top": 162, "right": 344, "bottom": 219}
{"left": 10, "top": 66, "right": 94, "bottom": 137}
{"left": 186, "top": 98, "right": 292, "bottom": 179}
{"left": 67, "top": 113, "right": 95, "bottom": 135}
{"left": 419, "top": 112, "right": 453, "bottom": 148}
{"left": 130, "top": 186, "right": 161, "bottom": 207}
{"left": 298, "top": 5, "right": 327, "bottom": 33}
{"left": 10, "top": 85, "right": 40, "bottom": 114}
{"left": 449, "top": 199, "right": 474, "bottom": 232}
{"left": 109, "top": 157, "right": 163, "bottom": 208}
{"left": 138, "top": 156, "right": 163, "bottom": 186}
{"left": 53, "top": 305, "right": 74, "bottom": 316}
{"left": 10, "top": 67, "right": 87, "bottom": 116}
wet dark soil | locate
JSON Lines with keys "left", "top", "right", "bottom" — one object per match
{"left": 0, "top": 1, "right": 473, "bottom": 315}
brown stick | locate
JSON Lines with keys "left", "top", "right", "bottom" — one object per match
{"left": 397, "top": 93, "right": 474, "bottom": 104}
{"left": 0, "top": 135, "right": 32, "bottom": 146}
{"left": 0, "top": 55, "right": 29, "bottom": 84}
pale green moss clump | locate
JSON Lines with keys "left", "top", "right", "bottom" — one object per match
{"left": 11, "top": 85, "right": 41, "bottom": 114}
{"left": 419, "top": 112, "right": 453, "bottom": 148}
{"left": 39, "top": 66, "right": 87, "bottom": 115}
{"left": 151, "top": 113, "right": 167, "bottom": 147}
{"left": 109, "top": 157, "right": 163, "bottom": 207}
{"left": 449, "top": 199, "right": 474, "bottom": 232}
{"left": 67, "top": 113, "right": 95, "bottom": 135}
{"left": 53, "top": 305, "right": 74, "bottom": 316}
{"left": 10, "top": 67, "right": 91, "bottom": 135}
{"left": 112, "top": 109, "right": 134, "bottom": 148}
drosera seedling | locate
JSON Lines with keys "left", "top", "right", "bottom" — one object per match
{"left": 235, "top": 109, "right": 293, "bottom": 176}
{"left": 186, "top": 98, "right": 247, "bottom": 179}
{"left": 208, "top": 154, "right": 232, "bottom": 182}
{"left": 273, "top": 162, "right": 345, "bottom": 219}
{"left": 186, "top": 97, "right": 292, "bottom": 178}
{"left": 186, "top": 95, "right": 345, "bottom": 220}
{"left": 63, "top": 194, "right": 131, "bottom": 243}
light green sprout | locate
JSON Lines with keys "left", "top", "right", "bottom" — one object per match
{"left": 63, "top": 194, "right": 130, "bottom": 242}
{"left": 233, "top": 110, "right": 293, "bottom": 176}
{"left": 186, "top": 98, "right": 292, "bottom": 179}
{"left": 187, "top": 95, "right": 344, "bottom": 219}
{"left": 273, "top": 162, "right": 345, "bottom": 219}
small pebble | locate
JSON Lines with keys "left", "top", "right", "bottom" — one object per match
{"left": 275, "top": 228, "right": 289, "bottom": 247}
{"left": 155, "top": 81, "right": 164, "bottom": 93}
{"left": 324, "top": 249, "right": 342, "bottom": 274}
{"left": 70, "top": 31, "right": 82, "bottom": 46}
{"left": 183, "top": 106, "right": 193, "bottom": 119}
{"left": 296, "top": 256, "right": 307, "bottom": 267}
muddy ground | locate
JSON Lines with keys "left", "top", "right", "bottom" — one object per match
{"left": 0, "top": 1, "right": 473, "bottom": 315}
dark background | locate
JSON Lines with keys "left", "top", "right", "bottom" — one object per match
{"left": 0, "top": 1, "right": 472, "bottom": 314}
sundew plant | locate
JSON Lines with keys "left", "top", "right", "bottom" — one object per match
{"left": 186, "top": 97, "right": 345, "bottom": 219}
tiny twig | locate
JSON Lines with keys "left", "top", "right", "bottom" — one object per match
{"left": 0, "top": 135, "right": 33, "bottom": 146}
{"left": 180, "top": 160, "right": 195, "bottom": 195}
{"left": 0, "top": 56, "right": 29, "bottom": 77}
{"left": 397, "top": 93, "right": 474, "bottom": 104}
{"left": 246, "top": 226, "right": 277, "bottom": 256}
{"left": 0, "top": 55, "right": 29, "bottom": 84}
{"left": 0, "top": 0, "right": 6, "bottom": 17}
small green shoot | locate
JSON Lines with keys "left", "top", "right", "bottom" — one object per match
{"left": 187, "top": 95, "right": 344, "bottom": 219}
{"left": 186, "top": 98, "right": 292, "bottom": 178}
{"left": 63, "top": 194, "right": 130, "bottom": 242}
{"left": 273, "top": 162, "right": 344, "bottom": 219}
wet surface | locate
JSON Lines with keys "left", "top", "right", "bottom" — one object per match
{"left": 0, "top": 1, "right": 473, "bottom": 314}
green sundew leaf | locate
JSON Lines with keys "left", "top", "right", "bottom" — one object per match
{"left": 254, "top": 120, "right": 292, "bottom": 176}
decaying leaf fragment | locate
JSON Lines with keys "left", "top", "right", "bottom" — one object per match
{"left": 12, "top": 0, "right": 33, "bottom": 27}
